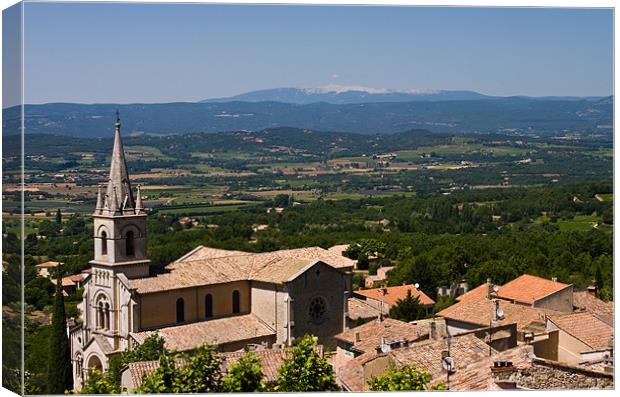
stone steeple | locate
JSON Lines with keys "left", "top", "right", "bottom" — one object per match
{"left": 104, "top": 111, "right": 135, "bottom": 214}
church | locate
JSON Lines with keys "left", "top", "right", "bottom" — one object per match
{"left": 69, "top": 114, "right": 354, "bottom": 390}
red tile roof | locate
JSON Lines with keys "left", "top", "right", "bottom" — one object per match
{"left": 496, "top": 274, "right": 570, "bottom": 304}
{"left": 572, "top": 291, "right": 614, "bottom": 326}
{"left": 335, "top": 318, "right": 433, "bottom": 354}
{"left": 354, "top": 284, "right": 435, "bottom": 307}
{"left": 35, "top": 260, "right": 63, "bottom": 268}
{"left": 457, "top": 282, "right": 492, "bottom": 303}
{"left": 437, "top": 298, "right": 560, "bottom": 332}
{"left": 132, "top": 314, "right": 275, "bottom": 352}
{"left": 125, "top": 347, "right": 290, "bottom": 389}
{"left": 548, "top": 312, "right": 614, "bottom": 351}
{"left": 347, "top": 297, "right": 388, "bottom": 321}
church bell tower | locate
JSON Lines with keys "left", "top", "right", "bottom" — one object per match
{"left": 90, "top": 112, "right": 150, "bottom": 278}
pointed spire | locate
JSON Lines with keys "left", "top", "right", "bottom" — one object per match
{"left": 104, "top": 111, "right": 135, "bottom": 212}
{"left": 135, "top": 184, "right": 144, "bottom": 213}
{"left": 110, "top": 186, "right": 120, "bottom": 214}
{"left": 95, "top": 185, "right": 103, "bottom": 214}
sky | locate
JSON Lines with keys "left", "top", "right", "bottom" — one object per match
{"left": 10, "top": 2, "right": 615, "bottom": 104}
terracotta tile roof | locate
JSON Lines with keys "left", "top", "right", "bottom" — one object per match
{"left": 496, "top": 274, "right": 571, "bottom": 304}
{"left": 354, "top": 284, "right": 435, "bottom": 307}
{"left": 347, "top": 297, "right": 388, "bottom": 321}
{"left": 548, "top": 311, "right": 614, "bottom": 351}
{"left": 327, "top": 244, "right": 350, "bottom": 256}
{"left": 456, "top": 282, "right": 492, "bottom": 303}
{"left": 125, "top": 346, "right": 315, "bottom": 389}
{"left": 572, "top": 291, "right": 614, "bottom": 326}
{"left": 335, "top": 318, "right": 433, "bottom": 354}
{"left": 35, "top": 260, "right": 63, "bottom": 268}
{"left": 220, "top": 348, "right": 287, "bottom": 383}
{"left": 51, "top": 274, "right": 83, "bottom": 287}
{"left": 437, "top": 298, "right": 560, "bottom": 332}
{"left": 338, "top": 333, "right": 508, "bottom": 391}
{"left": 337, "top": 351, "right": 377, "bottom": 391}
{"left": 131, "top": 246, "right": 354, "bottom": 293}
{"left": 132, "top": 314, "right": 275, "bottom": 352}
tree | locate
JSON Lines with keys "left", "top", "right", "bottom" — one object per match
{"left": 222, "top": 350, "right": 265, "bottom": 392}
{"left": 389, "top": 290, "right": 427, "bottom": 322}
{"left": 55, "top": 208, "right": 63, "bottom": 224}
{"left": 138, "top": 343, "right": 223, "bottom": 393}
{"left": 79, "top": 370, "right": 118, "bottom": 394}
{"left": 368, "top": 364, "right": 444, "bottom": 391}
{"left": 107, "top": 333, "right": 168, "bottom": 387}
{"left": 46, "top": 280, "right": 73, "bottom": 394}
{"left": 595, "top": 263, "right": 605, "bottom": 299}
{"left": 275, "top": 335, "right": 338, "bottom": 392}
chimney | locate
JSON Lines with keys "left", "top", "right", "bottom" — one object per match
{"left": 354, "top": 331, "right": 361, "bottom": 343}
{"left": 587, "top": 285, "right": 597, "bottom": 297}
{"left": 486, "top": 278, "right": 493, "bottom": 300}
{"left": 430, "top": 321, "right": 438, "bottom": 340}
{"left": 551, "top": 277, "right": 557, "bottom": 283}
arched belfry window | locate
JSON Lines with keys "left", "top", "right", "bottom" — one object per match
{"left": 101, "top": 231, "right": 108, "bottom": 255}
{"left": 176, "top": 298, "right": 185, "bottom": 323}
{"left": 126, "top": 231, "right": 135, "bottom": 257}
{"left": 232, "top": 290, "right": 240, "bottom": 314}
{"left": 205, "top": 294, "right": 213, "bottom": 318}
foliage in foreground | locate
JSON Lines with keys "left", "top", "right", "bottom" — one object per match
{"left": 275, "top": 335, "right": 339, "bottom": 392}
{"left": 222, "top": 349, "right": 265, "bottom": 392}
{"left": 368, "top": 364, "right": 445, "bottom": 391}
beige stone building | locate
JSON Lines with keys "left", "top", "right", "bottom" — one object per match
{"left": 69, "top": 114, "right": 354, "bottom": 390}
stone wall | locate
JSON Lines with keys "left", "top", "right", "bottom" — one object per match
{"left": 494, "top": 358, "right": 613, "bottom": 389}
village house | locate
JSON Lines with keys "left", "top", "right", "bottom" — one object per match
{"left": 572, "top": 289, "right": 614, "bottom": 326}
{"left": 546, "top": 311, "right": 614, "bottom": 365}
{"left": 353, "top": 283, "right": 436, "bottom": 315}
{"left": 35, "top": 260, "right": 63, "bottom": 278}
{"left": 345, "top": 297, "right": 388, "bottom": 327}
{"left": 69, "top": 115, "right": 354, "bottom": 390}
{"left": 493, "top": 274, "right": 574, "bottom": 312}
{"left": 336, "top": 330, "right": 515, "bottom": 391}
{"left": 364, "top": 266, "right": 395, "bottom": 288}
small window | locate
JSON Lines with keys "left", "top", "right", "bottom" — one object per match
{"left": 101, "top": 231, "right": 108, "bottom": 255}
{"left": 232, "top": 290, "right": 240, "bottom": 314}
{"left": 176, "top": 298, "right": 185, "bottom": 323}
{"left": 126, "top": 231, "right": 135, "bottom": 256}
{"left": 205, "top": 294, "right": 213, "bottom": 318}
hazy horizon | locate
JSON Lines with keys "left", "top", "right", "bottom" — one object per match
{"left": 3, "top": 3, "right": 613, "bottom": 106}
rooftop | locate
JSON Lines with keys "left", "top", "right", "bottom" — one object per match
{"left": 572, "top": 291, "right": 614, "bottom": 326}
{"left": 125, "top": 347, "right": 289, "bottom": 389}
{"left": 132, "top": 314, "right": 275, "bottom": 352}
{"left": 130, "top": 246, "right": 354, "bottom": 294}
{"left": 548, "top": 311, "right": 614, "bottom": 351}
{"left": 354, "top": 284, "right": 435, "bottom": 307}
{"left": 437, "top": 297, "right": 560, "bottom": 332}
{"left": 456, "top": 282, "right": 491, "bottom": 303}
{"left": 496, "top": 274, "right": 571, "bottom": 304}
{"left": 335, "top": 317, "right": 434, "bottom": 354}
{"left": 35, "top": 260, "right": 63, "bottom": 268}
{"left": 347, "top": 297, "right": 388, "bottom": 321}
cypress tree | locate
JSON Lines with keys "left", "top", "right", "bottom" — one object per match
{"left": 55, "top": 209, "right": 62, "bottom": 224}
{"left": 46, "top": 276, "right": 73, "bottom": 394}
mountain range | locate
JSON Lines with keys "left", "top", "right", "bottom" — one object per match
{"left": 200, "top": 85, "right": 605, "bottom": 105}
{"left": 2, "top": 86, "right": 612, "bottom": 138}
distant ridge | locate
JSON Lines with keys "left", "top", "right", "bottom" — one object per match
{"left": 200, "top": 85, "right": 605, "bottom": 105}
{"left": 3, "top": 95, "right": 612, "bottom": 138}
